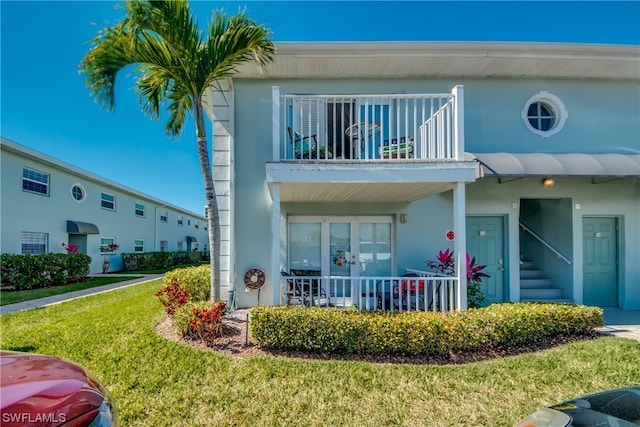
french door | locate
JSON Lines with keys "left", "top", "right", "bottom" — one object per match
{"left": 288, "top": 216, "right": 393, "bottom": 298}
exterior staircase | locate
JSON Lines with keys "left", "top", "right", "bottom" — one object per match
{"left": 520, "top": 259, "right": 574, "bottom": 304}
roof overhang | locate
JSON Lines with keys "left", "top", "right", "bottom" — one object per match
{"left": 266, "top": 161, "right": 477, "bottom": 202}
{"left": 235, "top": 42, "right": 640, "bottom": 80}
{"left": 467, "top": 153, "right": 640, "bottom": 182}
{"left": 186, "top": 236, "right": 197, "bottom": 243}
{"left": 67, "top": 220, "right": 99, "bottom": 235}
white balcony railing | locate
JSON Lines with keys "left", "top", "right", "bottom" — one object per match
{"left": 272, "top": 86, "right": 464, "bottom": 162}
{"left": 282, "top": 269, "right": 459, "bottom": 313}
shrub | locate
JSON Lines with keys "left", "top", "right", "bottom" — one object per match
{"left": 1, "top": 253, "right": 91, "bottom": 290}
{"left": 121, "top": 251, "right": 208, "bottom": 271}
{"left": 250, "top": 303, "right": 603, "bottom": 357}
{"left": 173, "top": 301, "right": 228, "bottom": 346}
{"left": 155, "top": 280, "right": 189, "bottom": 315}
{"left": 163, "top": 265, "right": 211, "bottom": 302}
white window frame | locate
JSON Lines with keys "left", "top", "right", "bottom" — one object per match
{"left": 134, "top": 239, "right": 144, "bottom": 252}
{"left": 21, "top": 231, "right": 48, "bottom": 254}
{"left": 160, "top": 210, "right": 168, "bottom": 223}
{"left": 70, "top": 183, "right": 86, "bottom": 202}
{"left": 22, "top": 167, "right": 49, "bottom": 196}
{"left": 521, "top": 91, "right": 568, "bottom": 137}
{"left": 101, "top": 192, "right": 116, "bottom": 211}
{"left": 135, "top": 202, "right": 145, "bottom": 218}
{"left": 100, "top": 237, "right": 117, "bottom": 254}
{"left": 160, "top": 240, "right": 168, "bottom": 252}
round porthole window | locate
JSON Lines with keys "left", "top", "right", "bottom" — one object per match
{"left": 71, "top": 184, "right": 86, "bottom": 202}
{"left": 521, "top": 91, "right": 568, "bottom": 137}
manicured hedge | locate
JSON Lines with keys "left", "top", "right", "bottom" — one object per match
{"left": 0, "top": 253, "right": 91, "bottom": 290}
{"left": 162, "top": 264, "right": 211, "bottom": 302}
{"left": 249, "top": 303, "right": 603, "bottom": 357}
{"left": 121, "top": 251, "right": 205, "bottom": 271}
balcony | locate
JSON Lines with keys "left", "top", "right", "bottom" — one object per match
{"left": 272, "top": 86, "right": 465, "bottom": 162}
{"left": 267, "top": 86, "right": 476, "bottom": 203}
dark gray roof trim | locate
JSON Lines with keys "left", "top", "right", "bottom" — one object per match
{"left": 467, "top": 153, "right": 640, "bottom": 178}
{"left": 186, "top": 236, "right": 197, "bottom": 243}
{"left": 67, "top": 220, "right": 100, "bottom": 235}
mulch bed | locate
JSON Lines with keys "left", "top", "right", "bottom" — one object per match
{"left": 154, "top": 308, "right": 600, "bottom": 365}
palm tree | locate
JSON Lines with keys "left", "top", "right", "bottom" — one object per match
{"left": 80, "top": 0, "right": 274, "bottom": 302}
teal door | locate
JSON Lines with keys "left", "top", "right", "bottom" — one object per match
{"left": 583, "top": 217, "right": 618, "bottom": 307}
{"left": 466, "top": 216, "right": 505, "bottom": 305}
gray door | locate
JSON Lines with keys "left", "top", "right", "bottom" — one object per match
{"left": 466, "top": 216, "right": 505, "bottom": 305}
{"left": 583, "top": 217, "right": 618, "bottom": 307}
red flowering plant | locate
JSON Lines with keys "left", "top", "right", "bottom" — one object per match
{"left": 427, "top": 249, "right": 489, "bottom": 308}
{"left": 185, "top": 301, "right": 229, "bottom": 346}
{"left": 61, "top": 242, "right": 80, "bottom": 254}
{"left": 156, "top": 280, "right": 189, "bottom": 315}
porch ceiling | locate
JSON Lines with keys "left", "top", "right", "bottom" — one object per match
{"left": 266, "top": 161, "right": 477, "bottom": 202}
{"left": 235, "top": 42, "right": 640, "bottom": 80}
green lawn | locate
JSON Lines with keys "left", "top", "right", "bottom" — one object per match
{"left": 1, "top": 280, "right": 639, "bottom": 426}
{"left": 0, "top": 276, "right": 143, "bottom": 306}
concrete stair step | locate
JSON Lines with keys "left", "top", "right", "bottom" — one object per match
{"left": 520, "top": 288, "right": 564, "bottom": 299}
{"left": 521, "top": 278, "right": 553, "bottom": 288}
{"left": 520, "top": 269, "right": 544, "bottom": 279}
{"left": 520, "top": 261, "right": 535, "bottom": 270}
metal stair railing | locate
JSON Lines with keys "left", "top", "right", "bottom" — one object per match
{"left": 519, "top": 222, "right": 572, "bottom": 265}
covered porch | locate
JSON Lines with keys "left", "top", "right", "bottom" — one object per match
{"left": 266, "top": 86, "right": 477, "bottom": 312}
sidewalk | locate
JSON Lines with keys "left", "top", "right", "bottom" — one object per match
{"left": 597, "top": 307, "right": 640, "bottom": 341}
{"left": 0, "top": 274, "right": 164, "bottom": 315}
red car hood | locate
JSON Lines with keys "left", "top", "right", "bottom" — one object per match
{"left": 1, "top": 351, "right": 106, "bottom": 427}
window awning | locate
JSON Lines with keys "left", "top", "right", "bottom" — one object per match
{"left": 186, "top": 236, "right": 197, "bottom": 243}
{"left": 67, "top": 220, "right": 100, "bottom": 235}
{"left": 466, "top": 153, "right": 640, "bottom": 179}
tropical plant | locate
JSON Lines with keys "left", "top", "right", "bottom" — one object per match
{"left": 426, "top": 249, "right": 489, "bottom": 308}
{"left": 79, "top": 0, "right": 275, "bottom": 301}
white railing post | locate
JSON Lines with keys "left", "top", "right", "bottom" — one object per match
{"left": 453, "top": 182, "right": 467, "bottom": 310}
{"left": 452, "top": 85, "right": 465, "bottom": 161}
{"left": 271, "top": 183, "right": 281, "bottom": 305}
{"left": 272, "top": 86, "right": 280, "bottom": 161}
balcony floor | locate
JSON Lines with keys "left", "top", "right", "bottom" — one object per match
{"left": 266, "top": 160, "right": 477, "bottom": 202}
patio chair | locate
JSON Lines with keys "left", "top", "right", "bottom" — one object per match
{"left": 287, "top": 127, "right": 332, "bottom": 159}
{"left": 281, "top": 270, "right": 327, "bottom": 306}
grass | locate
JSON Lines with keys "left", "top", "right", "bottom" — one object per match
{"left": 0, "top": 276, "right": 143, "bottom": 306}
{"left": 1, "top": 280, "right": 639, "bottom": 426}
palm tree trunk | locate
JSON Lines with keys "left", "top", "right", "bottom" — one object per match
{"left": 195, "top": 100, "right": 221, "bottom": 302}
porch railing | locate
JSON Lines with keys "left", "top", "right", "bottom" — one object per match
{"left": 282, "top": 269, "right": 459, "bottom": 312}
{"left": 273, "top": 86, "right": 463, "bottom": 162}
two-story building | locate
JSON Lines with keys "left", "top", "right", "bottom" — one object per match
{"left": 206, "top": 41, "right": 639, "bottom": 311}
{"left": 1, "top": 137, "right": 209, "bottom": 274}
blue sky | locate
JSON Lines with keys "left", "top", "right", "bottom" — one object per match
{"left": 2, "top": 1, "right": 639, "bottom": 215}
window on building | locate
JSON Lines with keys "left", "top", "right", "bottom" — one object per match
{"left": 160, "top": 210, "right": 168, "bottom": 223}
{"left": 177, "top": 241, "right": 184, "bottom": 251}
{"left": 100, "top": 237, "right": 117, "bottom": 253}
{"left": 70, "top": 184, "right": 86, "bottom": 202}
{"left": 195, "top": 221, "right": 199, "bottom": 229}
{"left": 22, "top": 167, "right": 49, "bottom": 196}
{"left": 160, "top": 240, "right": 168, "bottom": 252}
{"left": 135, "top": 203, "right": 145, "bottom": 217}
{"left": 21, "top": 232, "right": 48, "bottom": 254}
{"left": 101, "top": 192, "right": 116, "bottom": 210}
{"left": 521, "top": 91, "right": 567, "bottom": 137}
{"left": 177, "top": 216, "right": 183, "bottom": 226}
{"left": 134, "top": 239, "right": 144, "bottom": 252}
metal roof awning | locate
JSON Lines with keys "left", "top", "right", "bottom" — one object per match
{"left": 186, "top": 236, "right": 197, "bottom": 243}
{"left": 67, "top": 220, "right": 100, "bottom": 235}
{"left": 466, "top": 153, "right": 640, "bottom": 181}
